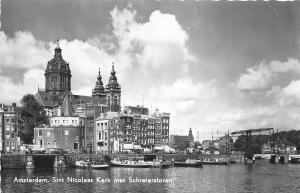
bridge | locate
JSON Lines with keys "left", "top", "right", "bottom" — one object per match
{"left": 231, "top": 128, "right": 274, "bottom": 160}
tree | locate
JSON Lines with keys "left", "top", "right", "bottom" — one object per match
{"left": 19, "top": 94, "right": 49, "bottom": 144}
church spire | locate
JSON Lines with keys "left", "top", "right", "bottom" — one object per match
{"left": 54, "top": 38, "right": 62, "bottom": 57}
{"left": 105, "top": 62, "right": 121, "bottom": 112}
{"left": 92, "top": 67, "right": 105, "bottom": 97}
{"left": 108, "top": 62, "right": 118, "bottom": 84}
{"left": 111, "top": 62, "right": 115, "bottom": 75}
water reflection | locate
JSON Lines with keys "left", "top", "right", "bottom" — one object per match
{"left": 1, "top": 163, "right": 300, "bottom": 193}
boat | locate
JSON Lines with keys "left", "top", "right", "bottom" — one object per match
{"left": 111, "top": 157, "right": 160, "bottom": 168}
{"left": 200, "top": 158, "right": 228, "bottom": 165}
{"left": 160, "top": 161, "right": 172, "bottom": 168}
{"left": 289, "top": 155, "right": 300, "bottom": 164}
{"left": 173, "top": 159, "right": 203, "bottom": 168}
{"left": 75, "top": 160, "right": 109, "bottom": 169}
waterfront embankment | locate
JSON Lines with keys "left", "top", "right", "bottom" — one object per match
{"left": 1, "top": 153, "right": 244, "bottom": 169}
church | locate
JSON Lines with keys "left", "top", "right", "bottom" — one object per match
{"left": 35, "top": 41, "right": 121, "bottom": 115}
{"left": 33, "top": 41, "right": 170, "bottom": 153}
{"left": 34, "top": 41, "right": 122, "bottom": 153}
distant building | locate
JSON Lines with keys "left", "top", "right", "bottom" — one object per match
{"left": 169, "top": 128, "right": 194, "bottom": 150}
{"left": 218, "top": 135, "right": 233, "bottom": 154}
{"left": 124, "top": 105, "right": 149, "bottom": 116}
{"left": 262, "top": 140, "right": 297, "bottom": 154}
{"left": 0, "top": 103, "right": 20, "bottom": 153}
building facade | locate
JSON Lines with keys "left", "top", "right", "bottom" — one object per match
{"left": 94, "top": 107, "right": 170, "bottom": 153}
{"left": 33, "top": 97, "right": 85, "bottom": 152}
{"left": 169, "top": 128, "right": 194, "bottom": 150}
{"left": 0, "top": 103, "right": 20, "bottom": 153}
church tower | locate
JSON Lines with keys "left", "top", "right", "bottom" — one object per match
{"left": 92, "top": 67, "right": 106, "bottom": 104}
{"left": 45, "top": 40, "right": 72, "bottom": 93}
{"left": 105, "top": 63, "right": 121, "bottom": 112}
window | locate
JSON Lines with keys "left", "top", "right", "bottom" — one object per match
{"left": 11, "top": 119, "right": 15, "bottom": 123}
{"left": 6, "top": 133, "right": 10, "bottom": 139}
{"left": 6, "top": 125, "right": 10, "bottom": 131}
{"left": 11, "top": 133, "right": 15, "bottom": 139}
{"left": 105, "top": 132, "right": 107, "bottom": 140}
{"left": 74, "top": 143, "right": 79, "bottom": 150}
{"left": 6, "top": 119, "right": 9, "bottom": 123}
{"left": 99, "top": 133, "right": 102, "bottom": 140}
{"left": 114, "top": 95, "right": 118, "bottom": 104}
{"left": 65, "top": 130, "right": 69, "bottom": 135}
{"left": 107, "top": 96, "right": 111, "bottom": 106}
{"left": 39, "top": 130, "right": 42, "bottom": 136}
{"left": 47, "top": 132, "right": 50, "bottom": 137}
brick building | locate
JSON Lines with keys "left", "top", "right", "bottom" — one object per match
{"left": 33, "top": 96, "right": 85, "bottom": 152}
{"left": 169, "top": 128, "right": 194, "bottom": 150}
{"left": 0, "top": 103, "right": 20, "bottom": 153}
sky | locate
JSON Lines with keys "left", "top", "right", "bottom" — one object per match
{"left": 1, "top": 0, "right": 300, "bottom": 141}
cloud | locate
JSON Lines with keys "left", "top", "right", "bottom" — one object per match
{"left": 236, "top": 58, "right": 300, "bottom": 91}
{"left": 0, "top": 31, "right": 51, "bottom": 72}
{"left": 0, "top": 68, "right": 44, "bottom": 104}
{"left": 236, "top": 63, "right": 273, "bottom": 91}
{"left": 279, "top": 79, "right": 300, "bottom": 106}
{"left": 111, "top": 7, "right": 196, "bottom": 75}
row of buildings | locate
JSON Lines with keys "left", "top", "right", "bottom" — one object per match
{"left": 1, "top": 43, "right": 170, "bottom": 154}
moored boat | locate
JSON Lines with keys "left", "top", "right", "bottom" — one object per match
{"left": 289, "top": 155, "right": 300, "bottom": 164}
{"left": 201, "top": 161, "right": 228, "bottom": 165}
{"left": 111, "top": 157, "right": 160, "bottom": 168}
{"left": 75, "top": 160, "right": 109, "bottom": 170}
{"left": 199, "top": 158, "right": 228, "bottom": 165}
{"left": 173, "top": 159, "right": 203, "bottom": 168}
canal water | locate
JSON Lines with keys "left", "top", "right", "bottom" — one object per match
{"left": 1, "top": 160, "right": 300, "bottom": 193}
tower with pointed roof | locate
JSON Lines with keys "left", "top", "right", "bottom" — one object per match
{"left": 92, "top": 67, "right": 106, "bottom": 105}
{"left": 45, "top": 40, "right": 72, "bottom": 93}
{"left": 105, "top": 63, "right": 121, "bottom": 112}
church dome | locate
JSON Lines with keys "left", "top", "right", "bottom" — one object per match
{"left": 46, "top": 42, "right": 70, "bottom": 73}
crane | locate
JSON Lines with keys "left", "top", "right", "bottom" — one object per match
{"left": 231, "top": 128, "right": 274, "bottom": 159}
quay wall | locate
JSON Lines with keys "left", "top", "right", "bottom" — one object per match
{"left": 1, "top": 154, "right": 26, "bottom": 169}
{"left": 1, "top": 153, "right": 244, "bottom": 169}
